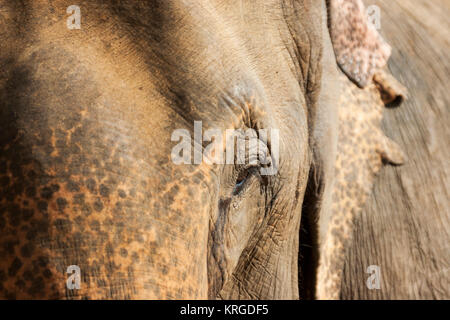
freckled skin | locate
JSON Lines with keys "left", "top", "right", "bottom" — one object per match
{"left": 316, "top": 70, "right": 405, "bottom": 300}
{"left": 0, "top": 44, "right": 213, "bottom": 298}
{"left": 312, "top": 0, "right": 406, "bottom": 300}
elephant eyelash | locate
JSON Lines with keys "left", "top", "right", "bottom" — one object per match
{"left": 230, "top": 134, "right": 271, "bottom": 196}
{"left": 232, "top": 165, "right": 260, "bottom": 196}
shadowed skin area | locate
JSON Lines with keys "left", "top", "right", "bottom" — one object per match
{"left": 0, "top": 0, "right": 323, "bottom": 299}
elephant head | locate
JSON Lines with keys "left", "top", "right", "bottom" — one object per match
{"left": 0, "top": 0, "right": 405, "bottom": 299}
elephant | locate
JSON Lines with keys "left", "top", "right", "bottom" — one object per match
{"left": 0, "top": 0, "right": 445, "bottom": 300}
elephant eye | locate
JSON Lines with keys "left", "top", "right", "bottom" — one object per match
{"left": 232, "top": 165, "right": 259, "bottom": 196}
{"left": 230, "top": 133, "right": 271, "bottom": 196}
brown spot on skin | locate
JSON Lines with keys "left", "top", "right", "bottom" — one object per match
{"left": 56, "top": 198, "right": 68, "bottom": 212}
{"left": 73, "top": 193, "right": 85, "bottom": 205}
{"left": 93, "top": 199, "right": 104, "bottom": 212}
{"left": 40, "top": 187, "right": 55, "bottom": 200}
{"left": 86, "top": 179, "right": 97, "bottom": 194}
{"left": 42, "top": 269, "right": 52, "bottom": 279}
{"left": 119, "top": 248, "right": 128, "bottom": 258}
{"left": 8, "top": 258, "right": 22, "bottom": 277}
{"left": 20, "top": 243, "right": 35, "bottom": 258}
{"left": 66, "top": 181, "right": 80, "bottom": 192}
{"left": 37, "top": 201, "right": 48, "bottom": 213}
{"left": 25, "top": 186, "right": 36, "bottom": 198}
{"left": 81, "top": 204, "right": 92, "bottom": 216}
{"left": 99, "top": 184, "right": 110, "bottom": 198}
{"left": 15, "top": 279, "right": 26, "bottom": 289}
{"left": 117, "top": 189, "right": 126, "bottom": 198}
{"left": 54, "top": 219, "right": 72, "bottom": 233}
{"left": 28, "top": 276, "right": 45, "bottom": 296}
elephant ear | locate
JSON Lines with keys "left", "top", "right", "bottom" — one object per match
{"left": 328, "top": 0, "right": 391, "bottom": 87}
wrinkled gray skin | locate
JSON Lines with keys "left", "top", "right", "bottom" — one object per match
{"left": 341, "top": 0, "right": 450, "bottom": 299}
{"left": 0, "top": 0, "right": 337, "bottom": 299}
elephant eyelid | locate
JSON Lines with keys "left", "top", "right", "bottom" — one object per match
{"left": 236, "top": 136, "right": 272, "bottom": 168}
{"left": 232, "top": 165, "right": 260, "bottom": 196}
{"left": 230, "top": 134, "right": 271, "bottom": 196}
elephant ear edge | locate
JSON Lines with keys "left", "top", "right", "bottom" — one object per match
{"left": 328, "top": 0, "right": 391, "bottom": 88}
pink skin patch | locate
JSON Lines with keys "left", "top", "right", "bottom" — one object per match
{"left": 328, "top": 0, "right": 391, "bottom": 87}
